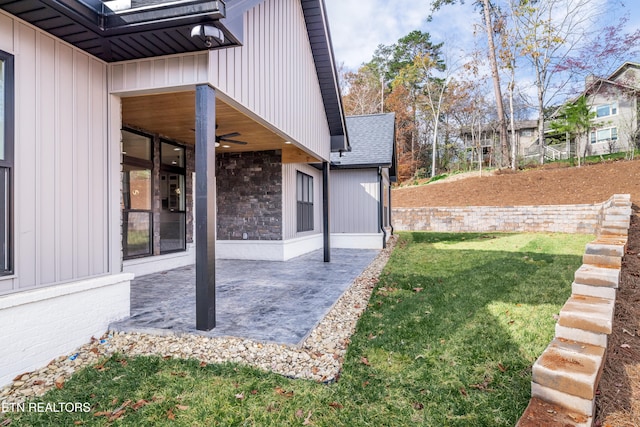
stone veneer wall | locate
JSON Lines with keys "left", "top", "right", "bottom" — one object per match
{"left": 393, "top": 204, "right": 603, "bottom": 234}
{"left": 216, "top": 150, "right": 283, "bottom": 240}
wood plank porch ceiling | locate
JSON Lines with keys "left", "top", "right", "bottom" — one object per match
{"left": 122, "top": 91, "right": 321, "bottom": 163}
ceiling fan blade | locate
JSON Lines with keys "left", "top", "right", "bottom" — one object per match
{"left": 218, "top": 132, "right": 241, "bottom": 139}
{"left": 220, "top": 138, "right": 248, "bottom": 145}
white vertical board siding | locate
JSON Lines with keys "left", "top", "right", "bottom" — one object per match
{"left": 107, "top": 0, "right": 332, "bottom": 161}
{"left": 1, "top": 12, "right": 110, "bottom": 294}
{"left": 209, "top": 0, "right": 331, "bottom": 161}
{"left": 282, "top": 163, "right": 323, "bottom": 240}
{"left": 109, "top": 53, "right": 210, "bottom": 93}
{"left": 330, "top": 169, "right": 380, "bottom": 234}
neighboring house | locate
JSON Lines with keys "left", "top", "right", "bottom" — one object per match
{"left": 459, "top": 120, "right": 539, "bottom": 164}
{"left": 581, "top": 62, "right": 640, "bottom": 156}
{"left": 545, "top": 62, "right": 640, "bottom": 159}
{"left": 330, "top": 113, "right": 397, "bottom": 249}
{"left": 0, "top": 0, "right": 350, "bottom": 387}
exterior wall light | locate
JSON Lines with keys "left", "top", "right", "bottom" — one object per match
{"left": 191, "top": 25, "right": 224, "bottom": 48}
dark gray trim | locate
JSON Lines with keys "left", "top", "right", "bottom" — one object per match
{"left": 322, "top": 161, "right": 330, "bottom": 262}
{"left": 378, "top": 167, "right": 386, "bottom": 249}
{"left": 195, "top": 84, "right": 216, "bottom": 331}
{"left": 300, "top": 0, "right": 349, "bottom": 152}
{"left": 0, "top": 0, "right": 240, "bottom": 62}
{"left": 330, "top": 162, "right": 392, "bottom": 170}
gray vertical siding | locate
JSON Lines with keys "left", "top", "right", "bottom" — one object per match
{"left": 0, "top": 12, "right": 110, "bottom": 294}
{"left": 330, "top": 169, "right": 380, "bottom": 234}
{"left": 108, "top": 0, "right": 331, "bottom": 162}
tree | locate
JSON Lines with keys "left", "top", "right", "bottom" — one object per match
{"left": 431, "top": 0, "right": 510, "bottom": 168}
{"left": 341, "top": 64, "right": 383, "bottom": 115}
{"left": 549, "top": 95, "right": 595, "bottom": 166}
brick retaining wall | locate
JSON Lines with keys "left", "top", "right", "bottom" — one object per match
{"left": 393, "top": 203, "right": 604, "bottom": 234}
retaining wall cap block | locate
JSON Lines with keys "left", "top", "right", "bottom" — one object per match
{"left": 582, "top": 253, "right": 621, "bottom": 269}
{"left": 558, "top": 295, "right": 615, "bottom": 334}
{"left": 532, "top": 338, "right": 605, "bottom": 400}
{"left": 555, "top": 323, "right": 608, "bottom": 349}
{"left": 531, "top": 382, "right": 596, "bottom": 417}
{"left": 516, "top": 397, "right": 592, "bottom": 427}
{"left": 572, "top": 282, "right": 617, "bottom": 300}
{"left": 574, "top": 264, "right": 620, "bottom": 288}
{"left": 584, "top": 241, "right": 626, "bottom": 257}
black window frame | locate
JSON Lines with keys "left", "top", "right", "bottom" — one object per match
{"left": 121, "top": 128, "right": 154, "bottom": 260}
{"left": 296, "top": 171, "right": 314, "bottom": 232}
{"left": 159, "top": 139, "right": 187, "bottom": 254}
{"left": 0, "top": 50, "right": 14, "bottom": 275}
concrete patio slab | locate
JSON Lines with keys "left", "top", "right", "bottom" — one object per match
{"left": 110, "top": 248, "right": 379, "bottom": 346}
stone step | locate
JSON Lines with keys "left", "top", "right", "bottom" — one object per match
{"left": 600, "top": 225, "right": 630, "bottom": 236}
{"left": 558, "top": 295, "right": 615, "bottom": 334}
{"left": 556, "top": 323, "right": 608, "bottom": 348}
{"left": 574, "top": 264, "right": 619, "bottom": 288}
{"left": 585, "top": 239, "right": 626, "bottom": 257}
{"left": 531, "top": 382, "right": 596, "bottom": 418}
{"left": 532, "top": 338, "right": 606, "bottom": 400}
{"left": 516, "top": 397, "right": 591, "bottom": 427}
{"left": 572, "top": 281, "right": 617, "bottom": 300}
{"left": 601, "top": 219, "right": 631, "bottom": 229}
{"left": 603, "top": 214, "right": 631, "bottom": 224}
{"left": 582, "top": 252, "right": 621, "bottom": 269}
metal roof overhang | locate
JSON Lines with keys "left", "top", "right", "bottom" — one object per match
{"left": 0, "top": 0, "right": 241, "bottom": 62}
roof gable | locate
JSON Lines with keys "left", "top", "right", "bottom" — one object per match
{"left": 331, "top": 113, "right": 396, "bottom": 170}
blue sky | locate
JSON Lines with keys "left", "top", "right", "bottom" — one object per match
{"left": 324, "top": 0, "right": 640, "bottom": 74}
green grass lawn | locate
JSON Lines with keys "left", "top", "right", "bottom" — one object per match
{"left": 5, "top": 232, "right": 592, "bottom": 426}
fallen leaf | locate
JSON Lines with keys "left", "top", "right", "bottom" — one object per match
{"left": 235, "top": 393, "right": 245, "bottom": 400}
{"left": 621, "top": 343, "right": 631, "bottom": 349}
{"left": 295, "top": 409, "right": 304, "bottom": 418}
{"left": 93, "top": 411, "right": 111, "bottom": 417}
{"left": 131, "top": 399, "right": 149, "bottom": 410}
{"left": 199, "top": 361, "right": 207, "bottom": 368}
{"left": 459, "top": 387, "right": 468, "bottom": 397}
{"left": 360, "top": 357, "right": 371, "bottom": 366}
{"left": 498, "top": 363, "right": 508, "bottom": 372}
{"left": 275, "top": 387, "right": 294, "bottom": 398}
{"left": 74, "top": 421, "right": 84, "bottom": 425}
{"left": 89, "top": 348, "right": 99, "bottom": 355}
{"left": 362, "top": 381, "right": 370, "bottom": 387}
{"left": 329, "top": 401, "right": 343, "bottom": 409}
{"left": 94, "top": 362, "right": 107, "bottom": 371}
{"left": 303, "top": 410, "right": 313, "bottom": 425}
{"left": 412, "top": 402, "right": 424, "bottom": 410}
{"left": 413, "top": 287, "right": 423, "bottom": 292}
{"left": 13, "top": 372, "right": 30, "bottom": 382}
{"left": 176, "top": 405, "right": 189, "bottom": 410}
{"left": 251, "top": 389, "right": 258, "bottom": 395}
{"left": 108, "top": 409, "right": 126, "bottom": 422}
{"left": 54, "top": 376, "right": 65, "bottom": 390}
{"left": 166, "top": 408, "right": 175, "bottom": 420}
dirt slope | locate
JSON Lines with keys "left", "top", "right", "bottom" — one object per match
{"left": 393, "top": 160, "right": 640, "bottom": 207}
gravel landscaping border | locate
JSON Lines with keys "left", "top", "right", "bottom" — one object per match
{"left": 0, "top": 238, "right": 395, "bottom": 405}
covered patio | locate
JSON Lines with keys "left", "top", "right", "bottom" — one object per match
{"left": 110, "top": 248, "right": 379, "bottom": 345}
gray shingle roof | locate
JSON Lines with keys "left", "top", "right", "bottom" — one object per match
{"left": 331, "top": 113, "right": 396, "bottom": 168}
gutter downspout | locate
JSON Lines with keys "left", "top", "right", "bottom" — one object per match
{"left": 378, "top": 167, "right": 387, "bottom": 249}
{"left": 388, "top": 179, "right": 394, "bottom": 236}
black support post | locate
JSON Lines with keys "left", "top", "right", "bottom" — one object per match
{"left": 323, "top": 161, "right": 330, "bottom": 262}
{"left": 195, "top": 84, "right": 216, "bottom": 331}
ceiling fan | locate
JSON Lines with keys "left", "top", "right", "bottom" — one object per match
{"left": 216, "top": 131, "right": 248, "bottom": 146}
{"left": 216, "top": 124, "right": 248, "bottom": 146}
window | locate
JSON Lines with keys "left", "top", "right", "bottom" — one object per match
{"left": 296, "top": 172, "right": 313, "bottom": 232}
{"left": 590, "top": 127, "right": 618, "bottom": 144}
{"left": 595, "top": 102, "right": 618, "bottom": 118}
{"left": 159, "top": 141, "right": 186, "bottom": 253}
{"left": 0, "top": 50, "right": 13, "bottom": 275}
{"left": 521, "top": 130, "right": 533, "bottom": 137}
{"left": 121, "top": 130, "right": 153, "bottom": 258}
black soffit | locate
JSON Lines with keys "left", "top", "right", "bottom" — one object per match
{"left": 0, "top": 0, "right": 240, "bottom": 62}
